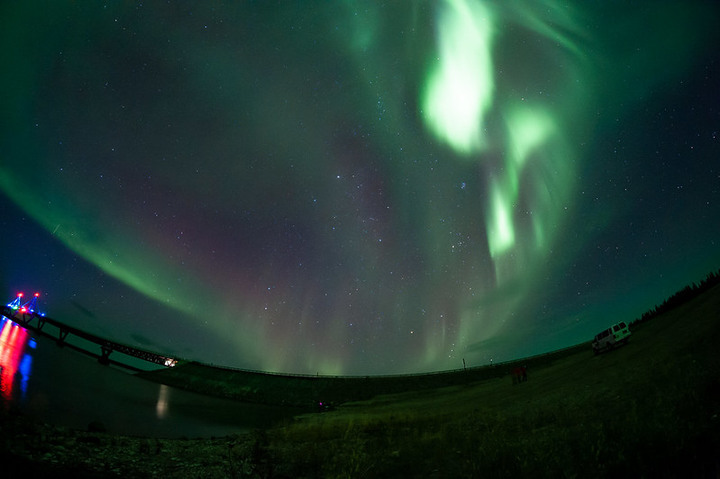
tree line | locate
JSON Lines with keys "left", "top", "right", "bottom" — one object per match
{"left": 629, "top": 268, "right": 720, "bottom": 329}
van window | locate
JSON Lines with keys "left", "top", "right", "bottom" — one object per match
{"left": 613, "top": 325, "right": 620, "bottom": 332}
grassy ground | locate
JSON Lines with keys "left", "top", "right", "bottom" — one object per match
{"left": 257, "top": 285, "right": 720, "bottom": 478}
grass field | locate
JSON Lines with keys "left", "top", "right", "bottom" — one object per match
{"left": 247, "top": 284, "right": 720, "bottom": 478}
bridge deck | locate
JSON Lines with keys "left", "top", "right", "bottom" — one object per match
{"left": 1, "top": 307, "right": 177, "bottom": 368}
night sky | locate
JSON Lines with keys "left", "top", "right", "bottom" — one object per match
{"left": 2, "top": 1, "right": 719, "bottom": 375}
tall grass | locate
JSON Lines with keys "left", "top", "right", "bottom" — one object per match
{"left": 257, "top": 287, "right": 720, "bottom": 478}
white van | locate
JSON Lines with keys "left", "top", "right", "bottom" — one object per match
{"left": 592, "top": 321, "right": 631, "bottom": 354}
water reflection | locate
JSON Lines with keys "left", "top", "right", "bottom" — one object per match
{"left": 0, "top": 317, "right": 306, "bottom": 437}
{"left": 156, "top": 384, "right": 169, "bottom": 419}
{"left": 0, "top": 316, "right": 33, "bottom": 402}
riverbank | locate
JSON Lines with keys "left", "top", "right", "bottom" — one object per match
{"left": 0, "top": 407, "right": 261, "bottom": 478}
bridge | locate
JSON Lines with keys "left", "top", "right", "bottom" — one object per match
{"left": 3, "top": 292, "right": 178, "bottom": 370}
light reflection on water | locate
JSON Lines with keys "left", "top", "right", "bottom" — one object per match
{"left": 0, "top": 316, "right": 33, "bottom": 403}
{"left": 156, "top": 383, "right": 169, "bottom": 419}
{"left": 0, "top": 315, "right": 305, "bottom": 438}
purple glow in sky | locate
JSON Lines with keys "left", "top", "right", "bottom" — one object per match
{"left": 1, "top": 1, "right": 719, "bottom": 374}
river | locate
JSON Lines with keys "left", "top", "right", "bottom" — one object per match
{"left": 0, "top": 315, "right": 303, "bottom": 438}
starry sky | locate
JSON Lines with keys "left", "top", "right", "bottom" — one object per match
{"left": 1, "top": 1, "right": 719, "bottom": 375}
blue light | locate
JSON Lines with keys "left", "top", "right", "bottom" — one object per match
{"left": 18, "top": 353, "right": 33, "bottom": 397}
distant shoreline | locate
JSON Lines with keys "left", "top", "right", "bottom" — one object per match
{"left": 135, "top": 342, "right": 589, "bottom": 407}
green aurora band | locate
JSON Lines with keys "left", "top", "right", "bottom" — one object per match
{"left": 1, "top": 1, "right": 718, "bottom": 374}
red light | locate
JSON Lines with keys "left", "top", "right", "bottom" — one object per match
{"left": 18, "top": 293, "right": 23, "bottom": 298}
{"left": 19, "top": 307, "right": 26, "bottom": 313}
{"left": 34, "top": 293, "right": 40, "bottom": 297}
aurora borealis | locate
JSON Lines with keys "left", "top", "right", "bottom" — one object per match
{"left": 1, "top": 1, "right": 719, "bottom": 375}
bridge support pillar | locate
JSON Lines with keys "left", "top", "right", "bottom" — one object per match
{"left": 56, "top": 328, "right": 69, "bottom": 346}
{"left": 99, "top": 345, "right": 112, "bottom": 365}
